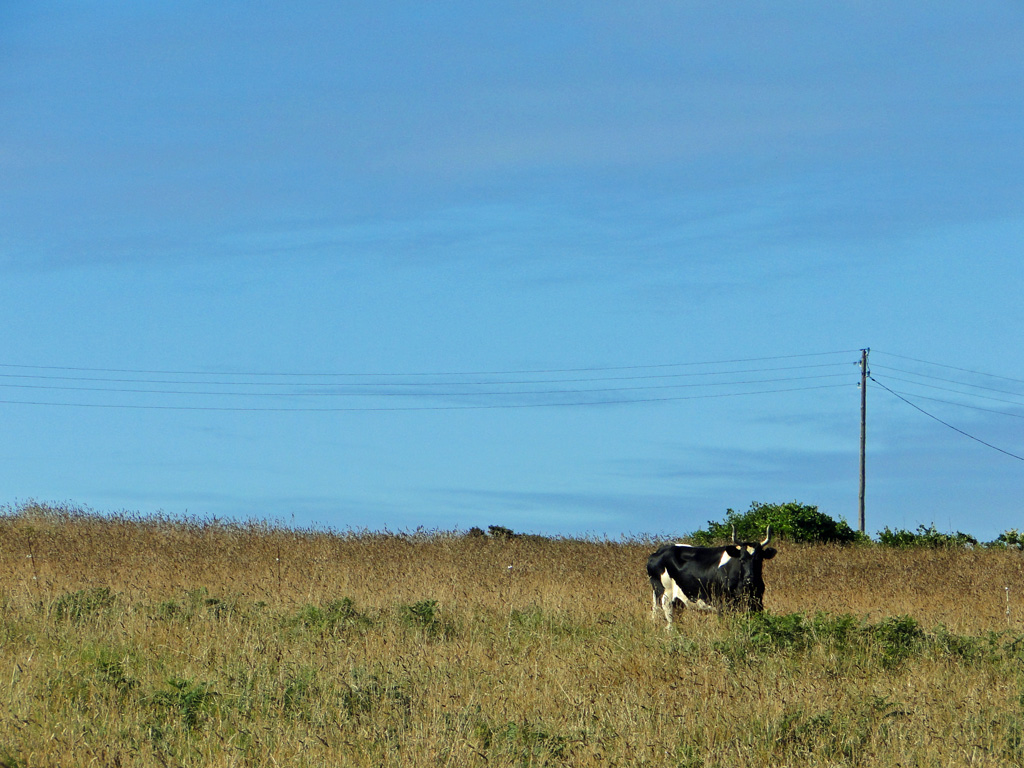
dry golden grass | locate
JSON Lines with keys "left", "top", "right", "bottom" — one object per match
{"left": 1, "top": 503, "right": 1024, "bottom": 767}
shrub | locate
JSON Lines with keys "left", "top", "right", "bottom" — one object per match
{"left": 287, "top": 597, "right": 370, "bottom": 633}
{"left": 988, "top": 529, "right": 1024, "bottom": 550}
{"left": 148, "top": 677, "right": 219, "bottom": 731}
{"left": 877, "top": 524, "right": 978, "bottom": 549}
{"left": 487, "top": 525, "right": 518, "bottom": 540}
{"left": 51, "top": 587, "right": 116, "bottom": 622}
{"left": 398, "top": 599, "right": 456, "bottom": 640}
{"left": 691, "top": 501, "right": 864, "bottom": 544}
{"left": 871, "top": 615, "right": 925, "bottom": 667}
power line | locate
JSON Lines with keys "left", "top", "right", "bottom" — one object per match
{"left": 870, "top": 374, "right": 1024, "bottom": 462}
{"left": 870, "top": 372, "right": 1024, "bottom": 410}
{"left": 0, "top": 361, "right": 852, "bottom": 388}
{"left": 0, "top": 349, "right": 862, "bottom": 379}
{"left": 871, "top": 364, "right": 1024, "bottom": 399}
{"left": 0, "top": 350, "right": 862, "bottom": 411}
{"left": 877, "top": 389, "right": 1024, "bottom": 421}
{"left": 0, "top": 382, "right": 851, "bottom": 412}
{"left": 873, "top": 350, "right": 1024, "bottom": 387}
{"left": 0, "top": 372, "right": 853, "bottom": 399}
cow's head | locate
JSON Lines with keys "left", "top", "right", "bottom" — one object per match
{"left": 726, "top": 526, "right": 777, "bottom": 611}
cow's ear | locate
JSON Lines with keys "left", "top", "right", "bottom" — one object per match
{"left": 724, "top": 546, "right": 742, "bottom": 558}
{"left": 761, "top": 547, "right": 777, "bottom": 560}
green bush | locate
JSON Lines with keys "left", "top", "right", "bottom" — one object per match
{"left": 716, "top": 612, "right": 937, "bottom": 671}
{"left": 398, "top": 599, "right": 456, "bottom": 640}
{"left": 877, "top": 524, "right": 978, "bottom": 549}
{"left": 287, "top": 597, "right": 370, "bottom": 633}
{"left": 988, "top": 529, "right": 1024, "bottom": 550}
{"left": 147, "top": 677, "right": 219, "bottom": 732}
{"left": 871, "top": 615, "right": 925, "bottom": 668}
{"left": 51, "top": 587, "right": 116, "bottom": 622}
{"left": 691, "top": 501, "right": 864, "bottom": 545}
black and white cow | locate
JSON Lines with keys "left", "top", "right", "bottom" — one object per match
{"left": 647, "top": 526, "right": 777, "bottom": 627}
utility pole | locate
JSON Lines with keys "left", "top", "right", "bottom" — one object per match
{"left": 859, "top": 348, "right": 869, "bottom": 534}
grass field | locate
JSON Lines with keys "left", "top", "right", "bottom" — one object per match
{"left": 2, "top": 503, "right": 1024, "bottom": 767}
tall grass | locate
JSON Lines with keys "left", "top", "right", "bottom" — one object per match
{"left": 2, "top": 502, "right": 1023, "bottom": 767}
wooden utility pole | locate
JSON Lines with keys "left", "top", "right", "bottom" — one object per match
{"left": 859, "top": 348, "right": 869, "bottom": 534}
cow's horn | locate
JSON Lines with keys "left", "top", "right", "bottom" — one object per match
{"left": 761, "top": 525, "right": 773, "bottom": 547}
{"left": 731, "top": 525, "right": 737, "bottom": 544}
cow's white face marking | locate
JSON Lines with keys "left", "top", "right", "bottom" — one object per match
{"left": 718, "top": 550, "right": 732, "bottom": 568}
{"left": 746, "top": 545, "right": 756, "bottom": 555}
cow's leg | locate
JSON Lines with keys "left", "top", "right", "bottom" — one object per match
{"left": 659, "top": 572, "right": 677, "bottom": 629}
{"left": 649, "top": 576, "right": 667, "bottom": 624}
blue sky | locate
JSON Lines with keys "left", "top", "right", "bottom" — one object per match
{"left": 2, "top": 2, "right": 1023, "bottom": 540}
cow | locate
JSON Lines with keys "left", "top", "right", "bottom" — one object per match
{"left": 647, "top": 526, "right": 777, "bottom": 628}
